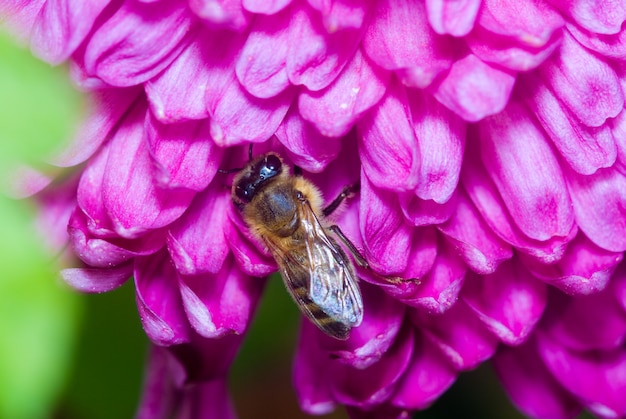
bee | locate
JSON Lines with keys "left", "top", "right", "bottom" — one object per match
{"left": 224, "top": 147, "right": 399, "bottom": 340}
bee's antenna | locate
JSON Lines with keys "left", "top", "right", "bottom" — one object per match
{"left": 218, "top": 167, "right": 243, "bottom": 174}
{"left": 248, "top": 143, "right": 254, "bottom": 162}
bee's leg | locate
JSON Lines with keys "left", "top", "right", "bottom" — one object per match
{"left": 328, "top": 224, "right": 406, "bottom": 284}
{"left": 322, "top": 182, "right": 360, "bottom": 218}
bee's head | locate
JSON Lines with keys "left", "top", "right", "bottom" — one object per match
{"left": 232, "top": 153, "right": 284, "bottom": 206}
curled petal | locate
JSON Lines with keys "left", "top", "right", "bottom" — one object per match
{"left": 493, "top": 339, "right": 582, "bottom": 419}
{"left": 188, "top": 0, "right": 250, "bottom": 31}
{"left": 135, "top": 252, "right": 191, "bottom": 346}
{"left": 425, "top": 0, "right": 480, "bottom": 37}
{"left": 390, "top": 330, "right": 457, "bottom": 410}
{"left": 307, "top": 0, "right": 368, "bottom": 31}
{"left": 538, "top": 30, "right": 623, "bottom": 128}
{"left": 0, "top": 0, "right": 46, "bottom": 43}
{"left": 566, "top": 166, "right": 626, "bottom": 252}
{"left": 566, "top": 22, "right": 626, "bottom": 61}
{"left": 399, "top": 193, "right": 457, "bottom": 227}
{"left": 479, "top": 101, "right": 574, "bottom": 241}
{"left": 438, "top": 189, "right": 513, "bottom": 275}
{"left": 409, "top": 89, "right": 466, "bottom": 204}
{"left": 524, "top": 233, "right": 622, "bottom": 295}
{"left": 547, "top": 0, "right": 626, "bottom": 35}
{"left": 462, "top": 259, "right": 547, "bottom": 345}
{"left": 176, "top": 379, "right": 237, "bottom": 419}
{"left": 225, "top": 207, "right": 277, "bottom": 276}
{"left": 432, "top": 54, "right": 516, "bottom": 122}
{"left": 358, "top": 79, "right": 419, "bottom": 192}
{"left": 145, "top": 114, "right": 223, "bottom": 191}
{"left": 242, "top": 0, "right": 291, "bottom": 14}
{"left": 178, "top": 258, "right": 264, "bottom": 338}
{"left": 83, "top": 0, "right": 196, "bottom": 86}
{"left": 61, "top": 263, "right": 132, "bottom": 293}
{"left": 299, "top": 48, "right": 390, "bottom": 138}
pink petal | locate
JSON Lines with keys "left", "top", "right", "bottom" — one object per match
{"left": 61, "top": 263, "right": 132, "bottom": 293}
{"left": 135, "top": 252, "right": 191, "bottom": 346}
{"left": 84, "top": 0, "right": 196, "bottom": 86}
{"left": 479, "top": 100, "right": 575, "bottom": 241}
{"left": 411, "top": 300, "right": 498, "bottom": 371}
{"left": 524, "top": 232, "right": 622, "bottom": 296}
{"left": 522, "top": 72, "right": 616, "bottom": 175}
{"left": 538, "top": 335, "right": 626, "bottom": 418}
{"left": 462, "top": 259, "right": 547, "bottom": 345}
{"left": 235, "top": 8, "right": 290, "bottom": 98}
{"left": 612, "top": 108, "right": 626, "bottom": 173}
{"left": 176, "top": 379, "right": 237, "bottom": 419}
{"left": 306, "top": 0, "right": 368, "bottom": 31}
{"left": 188, "top": 0, "right": 251, "bottom": 32}
{"left": 274, "top": 107, "right": 342, "bottom": 173}
{"left": 493, "top": 339, "right": 582, "bottom": 419}
{"left": 102, "top": 103, "right": 196, "bottom": 237}
{"left": 538, "top": 30, "right": 624, "bottom": 128}
{"left": 566, "top": 166, "right": 626, "bottom": 252}
{"left": 0, "top": 0, "right": 45, "bottom": 43}
{"left": 286, "top": 4, "right": 363, "bottom": 91}
{"left": 30, "top": 0, "right": 111, "bottom": 64}
{"left": 242, "top": 0, "right": 291, "bottom": 14}
{"left": 178, "top": 258, "right": 263, "bottom": 338}
{"left": 50, "top": 87, "right": 142, "bottom": 167}
{"left": 548, "top": 0, "right": 626, "bottom": 35}
{"left": 359, "top": 172, "right": 413, "bottom": 275}
{"left": 399, "top": 193, "right": 457, "bottom": 227}
{"left": 145, "top": 30, "right": 214, "bottom": 123}
{"left": 425, "top": 0, "right": 480, "bottom": 37}
{"left": 135, "top": 346, "right": 177, "bottom": 419}
{"left": 432, "top": 54, "right": 516, "bottom": 122}
{"left": 34, "top": 175, "right": 78, "bottom": 252}
{"left": 409, "top": 89, "right": 466, "bottom": 204}
{"left": 390, "top": 330, "right": 457, "bottom": 409}
{"left": 298, "top": 48, "right": 390, "bottom": 138}
{"left": 566, "top": 22, "right": 626, "bottom": 61}
{"left": 363, "top": 0, "right": 454, "bottom": 89}
{"left": 6, "top": 166, "right": 52, "bottom": 199}
{"left": 145, "top": 114, "right": 223, "bottom": 191}
{"left": 438, "top": 189, "right": 513, "bottom": 275}
{"left": 358, "top": 79, "right": 419, "bottom": 192}
{"left": 167, "top": 184, "right": 231, "bottom": 275}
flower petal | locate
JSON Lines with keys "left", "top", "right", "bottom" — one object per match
{"left": 479, "top": 100, "right": 574, "bottom": 241}
{"left": 135, "top": 252, "right": 191, "bottom": 346}
{"left": 61, "top": 263, "right": 132, "bottom": 293}
{"left": 363, "top": 0, "right": 454, "bottom": 89}
{"left": 432, "top": 54, "right": 516, "bottom": 122}
{"left": 0, "top": 0, "right": 46, "bottom": 43}
{"left": 188, "top": 0, "right": 250, "bottom": 31}
{"left": 307, "top": 0, "right": 368, "bottom": 31}
{"left": 242, "top": 0, "right": 291, "bottom": 14}
{"left": 425, "top": 0, "right": 480, "bottom": 37}
{"left": 358, "top": 79, "right": 419, "bottom": 192}
{"left": 84, "top": 0, "right": 196, "bottom": 86}
{"left": 176, "top": 379, "right": 237, "bottom": 419}
{"left": 493, "top": 339, "right": 582, "bottom": 419}
{"left": 399, "top": 193, "right": 457, "bottom": 227}
{"left": 566, "top": 22, "right": 626, "bottom": 60}
{"left": 548, "top": 0, "right": 626, "bottom": 35}
{"left": 298, "top": 48, "right": 390, "bottom": 138}
{"left": 438, "top": 189, "right": 513, "bottom": 275}
{"left": 135, "top": 346, "right": 177, "bottom": 419}
{"left": 462, "top": 259, "right": 547, "bottom": 345}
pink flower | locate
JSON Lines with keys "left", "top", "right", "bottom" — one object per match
{"left": 3, "top": 0, "right": 626, "bottom": 417}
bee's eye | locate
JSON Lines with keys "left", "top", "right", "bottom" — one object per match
{"left": 265, "top": 155, "right": 281, "bottom": 172}
{"left": 235, "top": 182, "right": 253, "bottom": 202}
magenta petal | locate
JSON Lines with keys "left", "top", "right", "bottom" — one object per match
{"left": 358, "top": 79, "right": 419, "bottom": 192}
{"left": 176, "top": 379, "right": 237, "bottom": 419}
{"left": 102, "top": 103, "right": 195, "bottom": 237}
{"left": 299, "top": 48, "right": 390, "bottom": 138}
{"left": 50, "top": 87, "right": 142, "bottom": 167}
{"left": 360, "top": 173, "right": 413, "bottom": 275}
{"left": 167, "top": 185, "right": 231, "bottom": 276}
{"left": 84, "top": 0, "right": 196, "bottom": 86}
{"left": 538, "top": 335, "right": 626, "bottom": 418}
{"left": 523, "top": 73, "right": 616, "bottom": 175}
{"left": 235, "top": 9, "right": 290, "bottom": 98}
{"left": 391, "top": 331, "right": 457, "bottom": 410}
{"left": 274, "top": 107, "right": 342, "bottom": 173}
{"left": 399, "top": 193, "right": 457, "bottom": 227}
{"left": 409, "top": 89, "right": 466, "bottom": 204}
{"left": 567, "top": 166, "right": 626, "bottom": 252}
{"left": 135, "top": 346, "right": 176, "bottom": 419}
{"left": 61, "top": 263, "right": 132, "bottom": 293}
{"left": 188, "top": 0, "right": 250, "bottom": 32}
{"left": 178, "top": 258, "right": 263, "bottom": 338}
{"left": 538, "top": 30, "right": 623, "bottom": 128}
{"left": 567, "top": 22, "right": 626, "bottom": 60}
{"left": 7, "top": 166, "right": 52, "bottom": 199}
{"left": 363, "top": 0, "right": 454, "bottom": 88}
{"left": 548, "top": 0, "right": 626, "bottom": 35}
{"left": 402, "top": 241, "right": 466, "bottom": 314}
{"left": 411, "top": 300, "right": 498, "bottom": 371}
{"left": 317, "top": 283, "right": 405, "bottom": 369}
{"left": 330, "top": 325, "right": 415, "bottom": 408}
{"left": 525, "top": 233, "right": 622, "bottom": 295}
{"left": 432, "top": 54, "right": 515, "bottom": 122}
{"left": 425, "top": 0, "right": 480, "bottom": 36}
{"left": 30, "top": 0, "right": 110, "bottom": 64}
{"left": 135, "top": 252, "right": 191, "bottom": 346}
{"left": 479, "top": 100, "right": 574, "bottom": 242}
{"left": 0, "top": 0, "right": 46, "bottom": 43}
{"left": 242, "top": 0, "right": 291, "bottom": 14}
{"left": 145, "top": 114, "right": 223, "bottom": 191}
{"left": 307, "top": 0, "right": 368, "bottom": 31}
{"left": 286, "top": 4, "right": 362, "bottom": 91}
{"left": 493, "top": 339, "right": 582, "bottom": 419}
{"left": 439, "top": 189, "right": 513, "bottom": 275}
{"left": 462, "top": 259, "right": 547, "bottom": 345}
